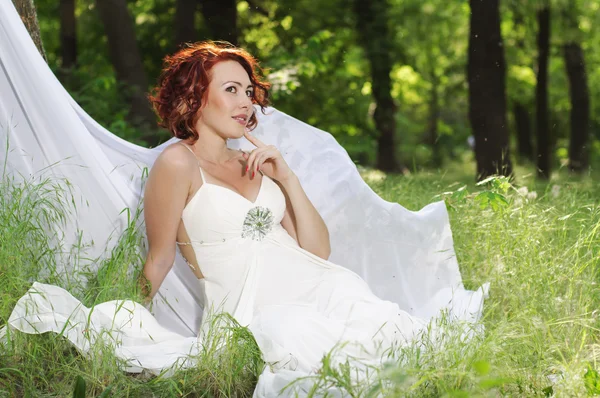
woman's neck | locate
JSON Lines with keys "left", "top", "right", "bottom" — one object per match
{"left": 189, "top": 131, "right": 234, "bottom": 165}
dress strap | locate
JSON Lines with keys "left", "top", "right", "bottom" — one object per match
{"left": 179, "top": 142, "right": 206, "bottom": 183}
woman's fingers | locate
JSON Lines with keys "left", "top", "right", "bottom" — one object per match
{"left": 244, "top": 145, "right": 281, "bottom": 178}
{"left": 243, "top": 130, "right": 265, "bottom": 148}
{"left": 248, "top": 148, "right": 277, "bottom": 177}
{"left": 246, "top": 148, "right": 264, "bottom": 176}
{"left": 255, "top": 153, "right": 268, "bottom": 171}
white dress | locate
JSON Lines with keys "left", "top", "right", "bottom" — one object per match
{"left": 6, "top": 157, "right": 452, "bottom": 396}
{"left": 179, "top": 148, "right": 430, "bottom": 375}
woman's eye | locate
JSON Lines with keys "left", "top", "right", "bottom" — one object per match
{"left": 226, "top": 86, "right": 237, "bottom": 93}
{"left": 246, "top": 90, "right": 254, "bottom": 97}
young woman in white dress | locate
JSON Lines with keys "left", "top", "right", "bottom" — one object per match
{"left": 143, "top": 42, "right": 331, "bottom": 298}
{"left": 3, "top": 35, "right": 485, "bottom": 397}
{"left": 142, "top": 42, "right": 430, "bottom": 392}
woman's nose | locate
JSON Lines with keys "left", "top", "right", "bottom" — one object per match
{"left": 240, "top": 94, "right": 252, "bottom": 108}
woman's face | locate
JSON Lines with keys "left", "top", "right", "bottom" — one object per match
{"left": 195, "top": 60, "right": 254, "bottom": 140}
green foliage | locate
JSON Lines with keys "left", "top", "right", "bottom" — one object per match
{"left": 83, "top": 205, "right": 146, "bottom": 306}
{"left": 584, "top": 364, "right": 600, "bottom": 395}
{"left": 1, "top": 160, "right": 599, "bottom": 396}
{"left": 30, "top": 0, "right": 600, "bottom": 170}
{"left": 0, "top": 170, "right": 263, "bottom": 397}
{"left": 73, "top": 375, "right": 86, "bottom": 398}
{"left": 341, "top": 163, "right": 600, "bottom": 396}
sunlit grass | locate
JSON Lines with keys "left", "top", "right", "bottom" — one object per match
{"left": 0, "top": 171, "right": 263, "bottom": 397}
{"left": 1, "top": 161, "right": 599, "bottom": 396}
{"left": 353, "top": 164, "right": 600, "bottom": 396}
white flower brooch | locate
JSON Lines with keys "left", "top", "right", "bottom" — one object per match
{"left": 242, "top": 206, "right": 274, "bottom": 241}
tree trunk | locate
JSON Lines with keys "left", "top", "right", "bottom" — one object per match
{"left": 95, "top": 0, "right": 159, "bottom": 146}
{"left": 467, "top": 0, "right": 512, "bottom": 179}
{"left": 60, "top": 0, "right": 77, "bottom": 70}
{"left": 514, "top": 103, "right": 534, "bottom": 161}
{"left": 354, "top": 0, "right": 400, "bottom": 172}
{"left": 11, "top": 0, "right": 47, "bottom": 61}
{"left": 199, "top": 0, "right": 238, "bottom": 45}
{"left": 564, "top": 43, "right": 589, "bottom": 172}
{"left": 535, "top": 6, "right": 551, "bottom": 179}
{"left": 175, "top": 0, "right": 198, "bottom": 48}
{"left": 511, "top": 4, "right": 534, "bottom": 162}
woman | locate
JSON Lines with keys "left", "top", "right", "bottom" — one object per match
{"left": 4, "top": 39, "right": 485, "bottom": 397}
{"left": 142, "top": 42, "right": 331, "bottom": 299}
{"left": 141, "top": 40, "right": 429, "bottom": 389}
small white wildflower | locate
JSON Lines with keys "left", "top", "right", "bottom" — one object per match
{"left": 517, "top": 186, "right": 529, "bottom": 196}
{"left": 363, "top": 169, "right": 386, "bottom": 182}
{"left": 551, "top": 185, "right": 561, "bottom": 198}
{"left": 545, "top": 365, "right": 566, "bottom": 385}
{"left": 547, "top": 373, "right": 562, "bottom": 384}
{"left": 513, "top": 197, "right": 523, "bottom": 207}
{"left": 526, "top": 191, "right": 538, "bottom": 200}
{"left": 531, "top": 316, "right": 544, "bottom": 329}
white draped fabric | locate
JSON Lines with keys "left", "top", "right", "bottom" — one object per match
{"left": 0, "top": 1, "right": 488, "bottom": 394}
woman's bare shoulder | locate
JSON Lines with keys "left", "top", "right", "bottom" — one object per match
{"left": 145, "top": 143, "right": 195, "bottom": 201}
{"left": 151, "top": 142, "right": 196, "bottom": 175}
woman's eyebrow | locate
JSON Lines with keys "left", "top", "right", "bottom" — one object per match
{"left": 222, "top": 81, "right": 254, "bottom": 88}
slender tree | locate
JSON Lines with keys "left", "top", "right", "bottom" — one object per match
{"left": 564, "top": 43, "right": 589, "bottom": 172}
{"left": 11, "top": 0, "right": 47, "bottom": 61}
{"left": 354, "top": 0, "right": 400, "bottom": 172}
{"left": 467, "top": 0, "right": 513, "bottom": 179}
{"left": 535, "top": 5, "right": 551, "bottom": 179}
{"left": 426, "top": 69, "right": 441, "bottom": 167}
{"left": 175, "top": 0, "right": 197, "bottom": 48}
{"left": 94, "top": 0, "right": 159, "bottom": 145}
{"left": 199, "top": 0, "right": 238, "bottom": 45}
{"left": 511, "top": 3, "right": 534, "bottom": 161}
{"left": 514, "top": 103, "right": 534, "bottom": 161}
{"left": 561, "top": 5, "right": 590, "bottom": 173}
{"left": 60, "top": 0, "right": 77, "bottom": 70}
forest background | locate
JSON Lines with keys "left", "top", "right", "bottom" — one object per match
{"left": 4, "top": 1, "right": 600, "bottom": 396}
{"left": 13, "top": 0, "right": 600, "bottom": 180}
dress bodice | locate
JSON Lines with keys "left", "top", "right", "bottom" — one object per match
{"left": 176, "top": 144, "right": 293, "bottom": 326}
{"left": 181, "top": 171, "right": 287, "bottom": 244}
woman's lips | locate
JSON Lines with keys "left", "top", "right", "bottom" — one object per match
{"left": 232, "top": 116, "right": 247, "bottom": 125}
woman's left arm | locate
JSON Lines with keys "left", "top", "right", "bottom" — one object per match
{"left": 243, "top": 131, "right": 331, "bottom": 260}
{"left": 278, "top": 174, "right": 331, "bottom": 260}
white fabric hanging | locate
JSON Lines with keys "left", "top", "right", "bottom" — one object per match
{"left": 0, "top": 0, "right": 487, "bottom": 350}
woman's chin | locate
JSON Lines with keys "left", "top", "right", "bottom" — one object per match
{"left": 218, "top": 129, "right": 244, "bottom": 141}
{"left": 232, "top": 129, "right": 246, "bottom": 140}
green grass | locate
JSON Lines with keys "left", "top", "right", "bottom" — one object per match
{"left": 1, "top": 161, "right": 599, "bottom": 397}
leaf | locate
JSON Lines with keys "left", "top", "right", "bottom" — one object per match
{"left": 491, "top": 178, "right": 511, "bottom": 194}
{"left": 542, "top": 385, "right": 553, "bottom": 397}
{"left": 478, "top": 377, "right": 511, "bottom": 390}
{"left": 473, "top": 360, "right": 491, "bottom": 376}
{"left": 584, "top": 364, "right": 600, "bottom": 395}
{"left": 451, "top": 186, "right": 469, "bottom": 202}
{"left": 474, "top": 191, "right": 509, "bottom": 211}
{"left": 98, "top": 385, "right": 113, "bottom": 398}
{"left": 73, "top": 375, "right": 86, "bottom": 398}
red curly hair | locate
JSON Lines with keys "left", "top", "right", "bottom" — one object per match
{"left": 148, "top": 41, "right": 271, "bottom": 142}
